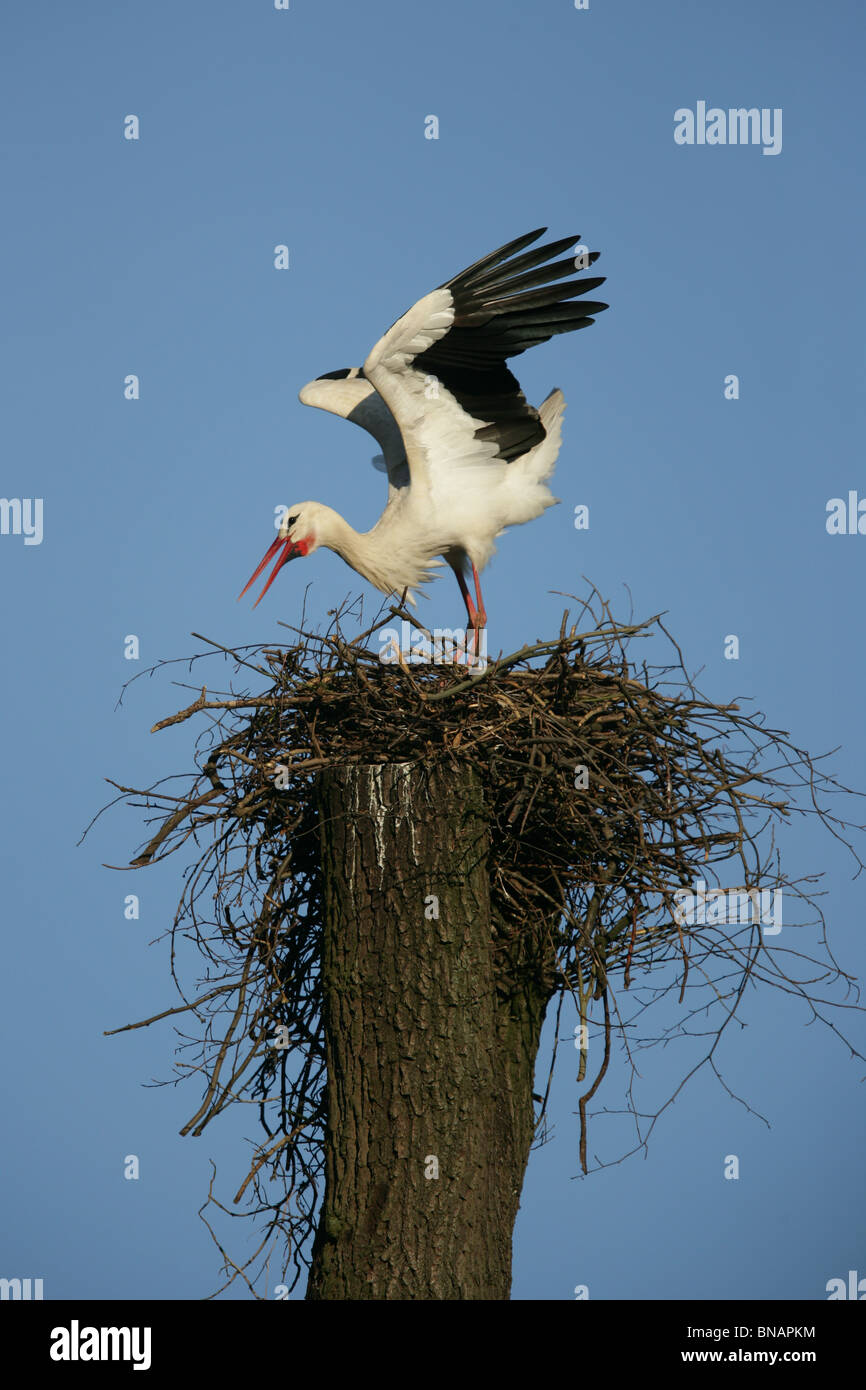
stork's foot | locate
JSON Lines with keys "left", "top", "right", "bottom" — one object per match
{"left": 450, "top": 632, "right": 482, "bottom": 668}
{"left": 466, "top": 620, "right": 487, "bottom": 669}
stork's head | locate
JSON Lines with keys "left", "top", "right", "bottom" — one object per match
{"left": 238, "top": 503, "right": 322, "bottom": 607}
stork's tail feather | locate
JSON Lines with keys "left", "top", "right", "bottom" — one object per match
{"left": 535, "top": 388, "right": 566, "bottom": 479}
{"left": 498, "top": 388, "right": 566, "bottom": 524}
{"left": 518, "top": 388, "right": 565, "bottom": 486}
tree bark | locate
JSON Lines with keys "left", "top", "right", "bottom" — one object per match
{"left": 306, "top": 760, "right": 554, "bottom": 1300}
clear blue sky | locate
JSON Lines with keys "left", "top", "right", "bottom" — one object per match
{"left": 1, "top": 0, "right": 864, "bottom": 1300}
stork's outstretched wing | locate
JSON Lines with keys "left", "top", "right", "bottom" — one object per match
{"left": 298, "top": 369, "right": 409, "bottom": 503}
{"left": 362, "top": 228, "right": 607, "bottom": 497}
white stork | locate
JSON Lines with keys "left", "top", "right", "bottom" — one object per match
{"left": 239, "top": 228, "right": 608, "bottom": 655}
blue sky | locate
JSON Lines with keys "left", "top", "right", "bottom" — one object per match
{"left": 1, "top": 0, "right": 864, "bottom": 1300}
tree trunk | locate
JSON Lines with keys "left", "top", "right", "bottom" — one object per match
{"left": 306, "top": 761, "right": 554, "bottom": 1300}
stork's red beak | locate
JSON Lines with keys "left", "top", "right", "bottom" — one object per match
{"left": 238, "top": 534, "right": 305, "bottom": 607}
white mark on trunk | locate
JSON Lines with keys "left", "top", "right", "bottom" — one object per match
{"left": 359, "top": 763, "right": 418, "bottom": 885}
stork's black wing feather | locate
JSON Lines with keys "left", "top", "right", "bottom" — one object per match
{"left": 413, "top": 229, "right": 608, "bottom": 462}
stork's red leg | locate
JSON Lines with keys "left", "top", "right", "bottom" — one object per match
{"left": 470, "top": 563, "right": 487, "bottom": 662}
{"left": 451, "top": 565, "right": 478, "bottom": 666}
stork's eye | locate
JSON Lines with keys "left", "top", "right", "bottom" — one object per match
{"left": 287, "top": 514, "right": 299, "bottom": 527}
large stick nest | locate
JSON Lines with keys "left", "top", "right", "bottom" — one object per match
{"left": 98, "top": 590, "right": 864, "bottom": 1296}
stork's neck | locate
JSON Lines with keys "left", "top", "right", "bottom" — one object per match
{"left": 313, "top": 504, "right": 363, "bottom": 560}
{"left": 315, "top": 503, "right": 427, "bottom": 599}
{"left": 316, "top": 506, "right": 388, "bottom": 586}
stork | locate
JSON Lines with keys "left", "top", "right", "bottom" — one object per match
{"left": 239, "top": 228, "right": 608, "bottom": 658}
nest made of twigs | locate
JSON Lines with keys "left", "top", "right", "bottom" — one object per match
{"left": 137, "top": 597, "right": 801, "bottom": 998}
{"left": 101, "top": 591, "right": 863, "bottom": 1291}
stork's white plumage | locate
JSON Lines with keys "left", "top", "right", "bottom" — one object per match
{"left": 240, "top": 229, "right": 608, "bottom": 653}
